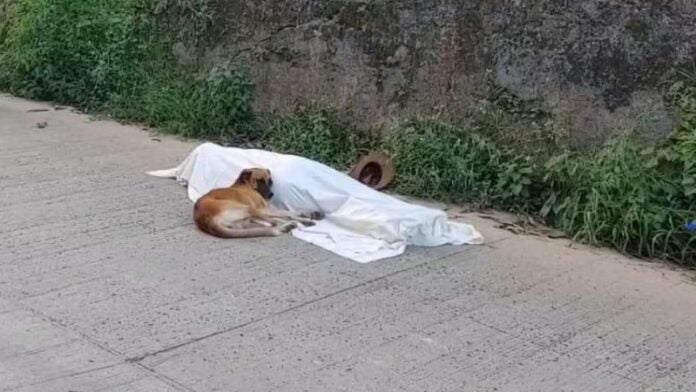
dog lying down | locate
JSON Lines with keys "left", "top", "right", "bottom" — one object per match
{"left": 148, "top": 142, "right": 484, "bottom": 263}
{"left": 194, "top": 168, "right": 324, "bottom": 238}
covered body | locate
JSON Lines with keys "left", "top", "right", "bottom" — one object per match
{"left": 148, "top": 143, "right": 484, "bottom": 263}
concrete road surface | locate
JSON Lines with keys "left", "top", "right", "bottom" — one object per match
{"left": 1, "top": 93, "right": 696, "bottom": 392}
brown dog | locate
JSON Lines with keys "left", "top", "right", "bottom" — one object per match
{"left": 193, "top": 168, "right": 324, "bottom": 238}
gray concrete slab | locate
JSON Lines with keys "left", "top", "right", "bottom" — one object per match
{"left": 1, "top": 93, "right": 696, "bottom": 391}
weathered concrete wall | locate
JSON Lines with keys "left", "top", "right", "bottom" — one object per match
{"left": 190, "top": 0, "right": 696, "bottom": 145}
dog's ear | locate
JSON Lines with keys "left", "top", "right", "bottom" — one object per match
{"left": 236, "top": 169, "right": 253, "bottom": 184}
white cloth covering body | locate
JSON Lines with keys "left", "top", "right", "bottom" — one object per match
{"left": 148, "top": 143, "right": 484, "bottom": 263}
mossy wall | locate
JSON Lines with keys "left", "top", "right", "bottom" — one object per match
{"left": 184, "top": 0, "right": 696, "bottom": 146}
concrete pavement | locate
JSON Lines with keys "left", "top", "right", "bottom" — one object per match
{"left": 1, "top": 93, "right": 696, "bottom": 391}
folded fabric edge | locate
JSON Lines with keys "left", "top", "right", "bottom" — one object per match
{"left": 146, "top": 168, "right": 178, "bottom": 178}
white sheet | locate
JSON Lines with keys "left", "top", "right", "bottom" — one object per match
{"left": 148, "top": 143, "right": 484, "bottom": 263}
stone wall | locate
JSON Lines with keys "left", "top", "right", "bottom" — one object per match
{"left": 187, "top": 0, "right": 696, "bottom": 146}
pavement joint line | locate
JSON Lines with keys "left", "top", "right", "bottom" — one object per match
{"left": 5, "top": 222, "right": 508, "bottom": 391}
{"left": 10, "top": 303, "right": 196, "bottom": 392}
{"left": 0, "top": 363, "right": 122, "bottom": 392}
{"left": 305, "top": 266, "right": 577, "bottom": 376}
{"left": 18, "top": 302, "right": 126, "bottom": 358}
{"left": 125, "top": 236, "right": 512, "bottom": 364}
{"left": 129, "top": 361, "right": 197, "bottom": 392}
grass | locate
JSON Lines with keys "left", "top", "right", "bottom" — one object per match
{"left": 0, "top": 0, "right": 255, "bottom": 141}
{"left": 137, "top": 66, "right": 256, "bottom": 142}
{"left": 537, "top": 80, "right": 696, "bottom": 264}
{"left": 385, "top": 117, "right": 541, "bottom": 211}
{"left": 260, "top": 105, "right": 370, "bottom": 169}
{"left": 0, "top": 0, "right": 694, "bottom": 265}
{"left": 470, "top": 81, "right": 570, "bottom": 159}
{"left": 542, "top": 136, "right": 695, "bottom": 263}
{"left": 0, "top": 0, "right": 145, "bottom": 107}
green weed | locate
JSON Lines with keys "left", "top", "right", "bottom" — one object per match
{"left": 662, "top": 81, "right": 696, "bottom": 198}
{"left": 471, "top": 81, "right": 570, "bottom": 158}
{"left": 260, "top": 105, "right": 365, "bottom": 169}
{"left": 0, "top": 0, "right": 145, "bottom": 108}
{"left": 538, "top": 79, "right": 695, "bottom": 265}
{"left": 385, "top": 117, "right": 541, "bottom": 211}
{"left": 542, "top": 136, "right": 696, "bottom": 264}
{"left": 139, "top": 66, "right": 256, "bottom": 142}
{"left": 0, "top": 0, "right": 255, "bottom": 140}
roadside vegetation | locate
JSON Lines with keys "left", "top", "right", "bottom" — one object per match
{"left": 1, "top": 0, "right": 694, "bottom": 265}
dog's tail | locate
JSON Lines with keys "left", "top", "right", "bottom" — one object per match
{"left": 205, "top": 223, "right": 281, "bottom": 239}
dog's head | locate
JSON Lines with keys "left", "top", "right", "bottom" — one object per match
{"left": 235, "top": 168, "right": 274, "bottom": 200}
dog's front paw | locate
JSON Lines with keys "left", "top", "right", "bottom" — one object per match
{"left": 279, "top": 222, "right": 298, "bottom": 233}
{"left": 309, "top": 211, "right": 325, "bottom": 220}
